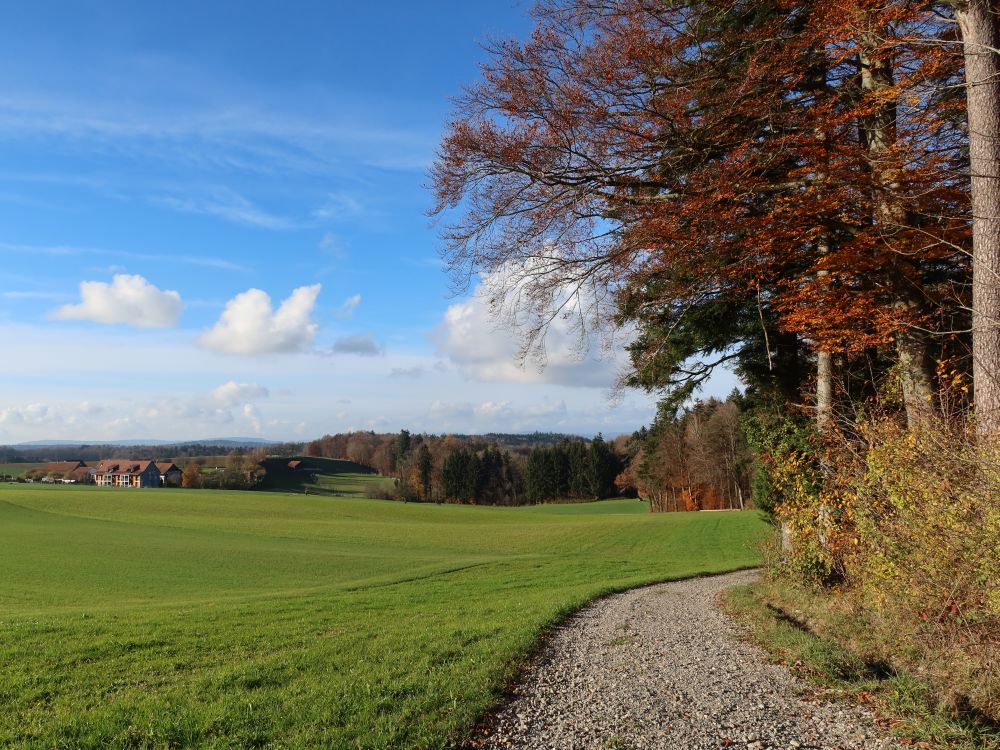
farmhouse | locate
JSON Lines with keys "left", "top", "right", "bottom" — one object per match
{"left": 93, "top": 459, "right": 162, "bottom": 488}
{"left": 31, "top": 460, "right": 95, "bottom": 483}
{"left": 69, "top": 466, "right": 96, "bottom": 484}
{"left": 38, "top": 460, "right": 86, "bottom": 476}
{"left": 156, "top": 461, "right": 182, "bottom": 486}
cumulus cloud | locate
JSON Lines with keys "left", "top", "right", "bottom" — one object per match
{"left": 210, "top": 380, "right": 270, "bottom": 407}
{"left": 336, "top": 293, "right": 362, "bottom": 318}
{"left": 0, "top": 391, "right": 274, "bottom": 443}
{"left": 433, "top": 274, "right": 620, "bottom": 388}
{"left": 53, "top": 274, "right": 181, "bottom": 328}
{"left": 199, "top": 284, "right": 320, "bottom": 355}
{"left": 243, "top": 403, "right": 263, "bottom": 434}
{"left": 330, "top": 334, "right": 383, "bottom": 356}
{"left": 476, "top": 400, "right": 511, "bottom": 418}
{"left": 0, "top": 403, "right": 51, "bottom": 425}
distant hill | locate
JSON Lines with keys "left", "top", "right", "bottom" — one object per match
{"left": 0, "top": 439, "right": 303, "bottom": 465}
{"left": 474, "top": 432, "right": 586, "bottom": 446}
{"left": 11, "top": 437, "right": 274, "bottom": 448}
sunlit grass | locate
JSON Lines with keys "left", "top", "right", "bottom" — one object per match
{"left": 1, "top": 485, "right": 765, "bottom": 748}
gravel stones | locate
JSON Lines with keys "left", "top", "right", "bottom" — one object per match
{"left": 478, "top": 570, "right": 896, "bottom": 750}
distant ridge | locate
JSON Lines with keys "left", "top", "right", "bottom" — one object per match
{"left": 10, "top": 437, "right": 275, "bottom": 448}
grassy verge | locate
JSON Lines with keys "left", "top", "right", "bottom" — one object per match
{"left": 723, "top": 580, "right": 1000, "bottom": 750}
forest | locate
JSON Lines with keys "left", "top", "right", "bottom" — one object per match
{"left": 303, "top": 399, "right": 750, "bottom": 508}
{"left": 431, "top": 0, "right": 1000, "bottom": 729}
{"left": 305, "top": 429, "right": 624, "bottom": 504}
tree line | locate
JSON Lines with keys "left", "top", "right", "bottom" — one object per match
{"left": 307, "top": 429, "right": 627, "bottom": 504}
{"left": 305, "top": 422, "right": 751, "bottom": 509}
{"left": 617, "top": 395, "right": 751, "bottom": 512}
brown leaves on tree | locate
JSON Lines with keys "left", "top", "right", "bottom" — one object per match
{"left": 431, "top": 0, "right": 971, "bottom": 398}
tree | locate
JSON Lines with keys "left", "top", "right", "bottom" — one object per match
{"left": 181, "top": 463, "right": 202, "bottom": 489}
{"left": 949, "top": 0, "right": 1000, "bottom": 434}
{"left": 416, "top": 444, "right": 433, "bottom": 500}
{"left": 395, "top": 429, "right": 412, "bottom": 462}
{"left": 433, "top": 0, "right": 969, "bottom": 428}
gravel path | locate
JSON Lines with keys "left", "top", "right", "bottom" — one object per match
{"left": 476, "top": 570, "right": 896, "bottom": 750}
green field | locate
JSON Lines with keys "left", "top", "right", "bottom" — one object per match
{"left": 0, "top": 484, "right": 765, "bottom": 749}
{"left": 260, "top": 456, "right": 396, "bottom": 497}
{"left": 0, "top": 463, "right": 43, "bottom": 478}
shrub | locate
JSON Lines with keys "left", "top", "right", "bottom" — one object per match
{"left": 762, "top": 413, "right": 1000, "bottom": 722}
{"left": 851, "top": 420, "right": 1000, "bottom": 720}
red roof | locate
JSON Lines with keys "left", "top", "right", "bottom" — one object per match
{"left": 94, "top": 459, "right": 156, "bottom": 475}
{"left": 41, "top": 461, "right": 86, "bottom": 474}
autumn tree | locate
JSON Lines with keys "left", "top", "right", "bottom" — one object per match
{"left": 433, "top": 0, "right": 970, "bottom": 430}
{"left": 181, "top": 463, "right": 202, "bottom": 489}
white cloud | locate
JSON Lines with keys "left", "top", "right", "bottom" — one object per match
{"left": 312, "top": 192, "right": 363, "bottom": 221}
{"left": 53, "top": 273, "right": 181, "bottom": 328}
{"left": 210, "top": 380, "right": 270, "bottom": 407}
{"left": 476, "top": 400, "right": 511, "bottom": 418}
{"left": 0, "top": 240, "right": 249, "bottom": 272}
{"left": 243, "top": 403, "right": 263, "bottom": 435}
{"left": 330, "top": 334, "right": 382, "bottom": 356}
{"left": 525, "top": 399, "right": 568, "bottom": 419}
{"left": 433, "top": 274, "right": 620, "bottom": 388}
{"left": 336, "top": 293, "right": 362, "bottom": 318}
{"left": 0, "top": 403, "right": 50, "bottom": 425}
{"left": 152, "top": 187, "right": 296, "bottom": 230}
{"left": 199, "top": 285, "right": 320, "bottom": 355}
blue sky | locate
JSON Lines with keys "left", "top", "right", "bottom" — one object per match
{"left": 0, "top": 1, "right": 735, "bottom": 443}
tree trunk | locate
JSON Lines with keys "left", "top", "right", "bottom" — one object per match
{"left": 955, "top": 0, "right": 1000, "bottom": 435}
{"left": 896, "top": 314, "right": 936, "bottom": 426}
{"left": 817, "top": 350, "right": 834, "bottom": 431}
{"left": 816, "top": 233, "right": 835, "bottom": 433}
{"left": 859, "top": 32, "right": 937, "bottom": 428}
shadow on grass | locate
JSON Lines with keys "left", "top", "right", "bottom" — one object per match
{"left": 725, "top": 583, "right": 999, "bottom": 750}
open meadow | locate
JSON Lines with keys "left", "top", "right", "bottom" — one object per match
{"left": 0, "top": 484, "right": 765, "bottom": 749}
{"left": 259, "top": 456, "right": 396, "bottom": 497}
{"left": 0, "top": 463, "right": 43, "bottom": 478}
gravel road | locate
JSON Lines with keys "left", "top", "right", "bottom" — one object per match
{"left": 475, "top": 570, "right": 896, "bottom": 750}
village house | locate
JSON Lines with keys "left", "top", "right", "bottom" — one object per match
{"left": 93, "top": 459, "right": 162, "bottom": 488}
{"left": 39, "top": 460, "right": 86, "bottom": 475}
{"left": 156, "top": 461, "right": 183, "bottom": 486}
{"left": 69, "top": 466, "right": 96, "bottom": 484}
{"left": 33, "top": 460, "right": 94, "bottom": 483}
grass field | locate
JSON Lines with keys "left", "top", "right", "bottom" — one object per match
{"left": 0, "top": 484, "right": 766, "bottom": 749}
{"left": 0, "top": 463, "right": 42, "bottom": 478}
{"left": 260, "top": 456, "right": 396, "bottom": 497}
